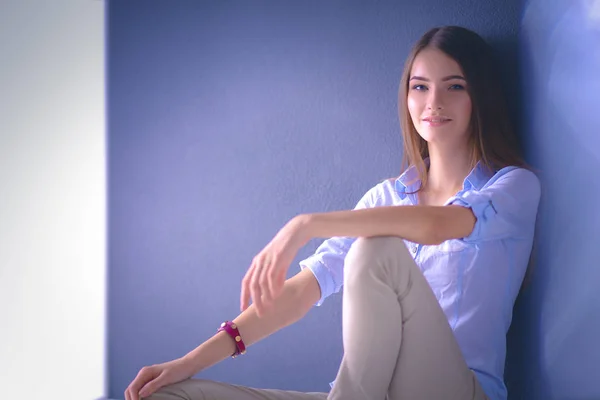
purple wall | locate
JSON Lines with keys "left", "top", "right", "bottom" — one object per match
{"left": 107, "top": 1, "right": 532, "bottom": 398}
{"left": 504, "top": 1, "right": 600, "bottom": 399}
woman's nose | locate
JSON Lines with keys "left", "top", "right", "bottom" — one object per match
{"left": 426, "top": 90, "right": 444, "bottom": 110}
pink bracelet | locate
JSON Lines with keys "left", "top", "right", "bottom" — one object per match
{"left": 217, "top": 321, "right": 247, "bottom": 358}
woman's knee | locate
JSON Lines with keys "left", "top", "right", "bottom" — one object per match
{"left": 345, "top": 237, "right": 410, "bottom": 280}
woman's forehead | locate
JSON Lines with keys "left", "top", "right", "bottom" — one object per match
{"left": 410, "top": 48, "right": 464, "bottom": 79}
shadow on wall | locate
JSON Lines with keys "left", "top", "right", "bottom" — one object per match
{"left": 505, "top": 1, "right": 600, "bottom": 399}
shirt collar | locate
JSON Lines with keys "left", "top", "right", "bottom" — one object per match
{"left": 395, "top": 158, "right": 494, "bottom": 199}
{"left": 394, "top": 160, "right": 425, "bottom": 200}
{"left": 464, "top": 160, "right": 495, "bottom": 190}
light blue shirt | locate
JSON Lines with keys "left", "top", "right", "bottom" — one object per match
{"left": 298, "top": 161, "right": 541, "bottom": 400}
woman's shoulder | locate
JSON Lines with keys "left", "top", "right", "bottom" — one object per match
{"left": 357, "top": 177, "right": 403, "bottom": 207}
{"left": 487, "top": 165, "right": 540, "bottom": 187}
{"left": 483, "top": 165, "right": 542, "bottom": 203}
{"left": 378, "top": 176, "right": 403, "bottom": 192}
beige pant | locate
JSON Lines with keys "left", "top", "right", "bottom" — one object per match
{"left": 147, "top": 237, "right": 489, "bottom": 400}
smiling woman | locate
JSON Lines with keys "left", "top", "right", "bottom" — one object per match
{"left": 125, "top": 26, "right": 540, "bottom": 400}
{"left": 407, "top": 51, "right": 472, "bottom": 144}
{"left": 398, "top": 26, "right": 526, "bottom": 203}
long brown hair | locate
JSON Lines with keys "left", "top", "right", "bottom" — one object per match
{"left": 397, "top": 26, "right": 540, "bottom": 289}
{"left": 398, "top": 26, "right": 526, "bottom": 190}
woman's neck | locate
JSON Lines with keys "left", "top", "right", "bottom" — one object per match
{"left": 424, "top": 145, "right": 473, "bottom": 196}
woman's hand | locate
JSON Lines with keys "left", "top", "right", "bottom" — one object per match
{"left": 124, "top": 358, "right": 196, "bottom": 400}
{"left": 240, "top": 214, "right": 311, "bottom": 317}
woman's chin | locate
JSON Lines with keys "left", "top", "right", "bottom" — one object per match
{"left": 417, "top": 133, "right": 466, "bottom": 147}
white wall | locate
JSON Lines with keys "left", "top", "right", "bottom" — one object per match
{"left": 0, "top": 1, "right": 106, "bottom": 399}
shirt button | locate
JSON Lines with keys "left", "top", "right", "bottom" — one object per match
{"left": 411, "top": 245, "right": 418, "bottom": 253}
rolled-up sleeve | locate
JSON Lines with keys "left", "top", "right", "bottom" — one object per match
{"left": 299, "top": 236, "right": 355, "bottom": 306}
{"left": 447, "top": 167, "right": 541, "bottom": 243}
{"left": 298, "top": 183, "right": 382, "bottom": 306}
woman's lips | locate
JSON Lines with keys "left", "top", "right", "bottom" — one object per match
{"left": 422, "top": 116, "right": 452, "bottom": 127}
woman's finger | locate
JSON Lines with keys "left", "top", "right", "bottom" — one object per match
{"left": 138, "top": 373, "right": 164, "bottom": 398}
{"left": 240, "top": 262, "right": 257, "bottom": 311}
{"left": 125, "top": 367, "right": 155, "bottom": 400}
{"left": 260, "top": 256, "right": 275, "bottom": 306}
{"left": 264, "top": 256, "right": 281, "bottom": 303}
{"left": 250, "top": 258, "right": 266, "bottom": 316}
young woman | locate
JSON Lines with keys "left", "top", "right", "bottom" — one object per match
{"left": 125, "top": 26, "right": 540, "bottom": 400}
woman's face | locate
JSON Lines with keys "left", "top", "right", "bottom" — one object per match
{"left": 407, "top": 48, "right": 472, "bottom": 147}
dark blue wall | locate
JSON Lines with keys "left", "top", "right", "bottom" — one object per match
{"left": 108, "top": 1, "right": 524, "bottom": 398}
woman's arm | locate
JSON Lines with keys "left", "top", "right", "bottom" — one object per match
{"left": 302, "top": 205, "right": 476, "bottom": 245}
{"left": 183, "top": 205, "right": 472, "bottom": 371}
{"left": 182, "top": 268, "right": 320, "bottom": 373}
{"left": 240, "top": 204, "right": 476, "bottom": 317}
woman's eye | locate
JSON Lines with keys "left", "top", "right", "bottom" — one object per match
{"left": 449, "top": 84, "right": 465, "bottom": 90}
{"left": 411, "top": 84, "right": 427, "bottom": 91}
